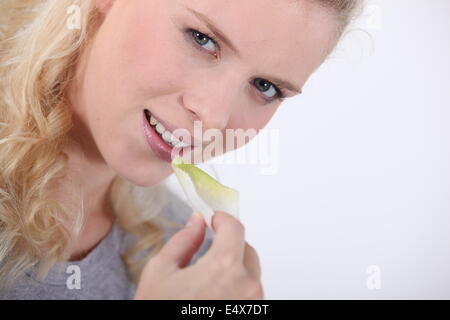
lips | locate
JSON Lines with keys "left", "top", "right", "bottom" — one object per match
{"left": 144, "top": 109, "right": 203, "bottom": 148}
{"left": 142, "top": 110, "right": 174, "bottom": 162}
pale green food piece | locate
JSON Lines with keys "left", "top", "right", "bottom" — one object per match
{"left": 171, "top": 156, "right": 240, "bottom": 229}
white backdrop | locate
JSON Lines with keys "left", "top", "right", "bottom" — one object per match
{"left": 166, "top": 0, "right": 450, "bottom": 299}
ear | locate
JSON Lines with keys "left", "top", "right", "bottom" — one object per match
{"left": 95, "top": 0, "right": 115, "bottom": 15}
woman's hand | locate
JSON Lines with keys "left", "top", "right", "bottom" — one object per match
{"left": 134, "top": 211, "right": 264, "bottom": 300}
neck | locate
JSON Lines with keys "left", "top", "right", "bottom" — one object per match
{"left": 52, "top": 136, "right": 117, "bottom": 261}
{"left": 49, "top": 128, "right": 117, "bottom": 226}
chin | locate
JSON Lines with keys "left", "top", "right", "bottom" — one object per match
{"left": 111, "top": 159, "right": 173, "bottom": 188}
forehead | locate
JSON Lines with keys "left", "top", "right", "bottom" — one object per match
{"left": 177, "top": 0, "right": 339, "bottom": 88}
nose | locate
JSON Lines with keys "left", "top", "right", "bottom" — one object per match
{"left": 182, "top": 74, "right": 239, "bottom": 131}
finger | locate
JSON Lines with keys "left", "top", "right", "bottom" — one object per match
{"left": 207, "top": 211, "right": 246, "bottom": 261}
{"left": 156, "top": 212, "right": 206, "bottom": 271}
{"left": 243, "top": 243, "right": 261, "bottom": 280}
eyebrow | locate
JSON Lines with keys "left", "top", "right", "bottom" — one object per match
{"left": 184, "top": 7, "right": 303, "bottom": 95}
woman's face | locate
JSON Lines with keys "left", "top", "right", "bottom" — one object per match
{"left": 68, "top": 0, "right": 338, "bottom": 186}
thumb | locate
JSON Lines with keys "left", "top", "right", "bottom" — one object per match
{"left": 157, "top": 212, "right": 206, "bottom": 270}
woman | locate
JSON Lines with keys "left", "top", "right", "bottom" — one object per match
{"left": 0, "top": 0, "right": 362, "bottom": 299}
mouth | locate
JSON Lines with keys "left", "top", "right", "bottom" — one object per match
{"left": 142, "top": 109, "right": 193, "bottom": 163}
{"left": 144, "top": 109, "right": 191, "bottom": 148}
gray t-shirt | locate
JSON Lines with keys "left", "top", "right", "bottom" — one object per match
{"left": 0, "top": 193, "right": 213, "bottom": 300}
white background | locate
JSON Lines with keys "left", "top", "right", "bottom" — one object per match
{"left": 166, "top": 0, "right": 450, "bottom": 299}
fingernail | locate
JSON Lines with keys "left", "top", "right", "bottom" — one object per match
{"left": 186, "top": 212, "right": 203, "bottom": 228}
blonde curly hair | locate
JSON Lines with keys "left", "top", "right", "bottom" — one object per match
{"left": 0, "top": 0, "right": 362, "bottom": 292}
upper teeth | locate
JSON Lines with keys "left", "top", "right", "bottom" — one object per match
{"left": 147, "top": 111, "right": 191, "bottom": 148}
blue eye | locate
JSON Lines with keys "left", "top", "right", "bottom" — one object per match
{"left": 252, "top": 78, "right": 285, "bottom": 102}
{"left": 187, "top": 29, "right": 285, "bottom": 102}
{"left": 189, "top": 29, "right": 219, "bottom": 56}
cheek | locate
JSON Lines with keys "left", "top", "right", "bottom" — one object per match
{"left": 213, "top": 107, "right": 277, "bottom": 157}
{"left": 115, "top": 13, "right": 188, "bottom": 104}
{"left": 231, "top": 106, "right": 277, "bottom": 132}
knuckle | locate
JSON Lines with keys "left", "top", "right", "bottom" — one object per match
{"left": 212, "top": 211, "right": 227, "bottom": 228}
{"left": 218, "top": 252, "right": 239, "bottom": 269}
{"left": 246, "top": 243, "right": 258, "bottom": 258}
{"left": 214, "top": 211, "right": 245, "bottom": 231}
{"left": 243, "top": 279, "right": 264, "bottom": 300}
{"left": 236, "top": 220, "right": 246, "bottom": 235}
